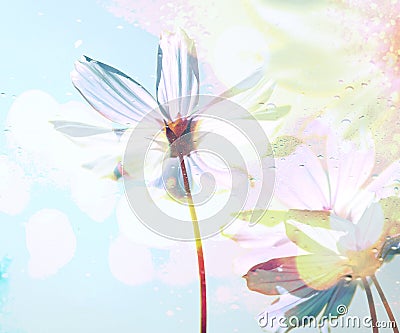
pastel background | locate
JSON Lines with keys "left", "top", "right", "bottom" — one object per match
{"left": 1, "top": 1, "right": 399, "bottom": 332}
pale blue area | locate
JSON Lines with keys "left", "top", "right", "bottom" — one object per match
{"left": 0, "top": 1, "right": 260, "bottom": 333}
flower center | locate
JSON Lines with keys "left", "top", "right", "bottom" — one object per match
{"left": 346, "top": 248, "right": 382, "bottom": 279}
{"left": 164, "top": 117, "right": 197, "bottom": 157}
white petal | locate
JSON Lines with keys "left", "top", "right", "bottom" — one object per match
{"left": 72, "top": 56, "right": 158, "bottom": 124}
{"left": 156, "top": 30, "right": 199, "bottom": 119}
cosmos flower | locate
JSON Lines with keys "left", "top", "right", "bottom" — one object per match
{"left": 245, "top": 202, "right": 400, "bottom": 332}
{"left": 53, "top": 29, "right": 282, "bottom": 197}
{"left": 230, "top": 122, "right": 400, "bottom": 332}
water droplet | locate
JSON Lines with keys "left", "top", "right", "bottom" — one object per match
{"left": 266, "top": 103, "right": 276, "bottom": 111}
{"left": 74, "top": 40, "right": 83, "bottom": 48}
{"left": 334, "top": 95, "right": 341, "bottom": 100}
{"left": 372, "top": 248, "right": 378, "bottom": 253}
{"left": 341, "top": 118, "right": 351, "bottom": 124}
{"left": 361, "top": 82, "right": 368, "bottom": 87}
{"left": 345, "top": 85, "right": 354, "bottom": 91}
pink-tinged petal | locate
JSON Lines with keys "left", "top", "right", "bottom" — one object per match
{"left": 326, "top": 135, "right": 375, "bottom": 219}
{"left": 225, "top": 220, "right": 290, "bottom": 249}
{"left": 156, "top": 30, "right": 199, "bottom": 119}
{"left": 202, "top": 237, "right": 245, "bottom": 278}
{"left": 275, "top": 145, "right": 330, "bottom": 210}
{"left": 108, "top": 236, "right": 154, "bottom": 285}
{"left": 72, "top": 56, "right": 158, "bottom": 125}
{"left": 245, "top": 254, "right": 347, "bottom": 297}
{"left": 245, "top": 256, "right": 313, "bottom": 297}
{"left": 366, "top": 159, "right": 400, "bottom": 200}
{"left": 188, "top": 150, "right": 233, "bottom": 189}
{"left": 233, "top": 242, "right": 301, "bottom": 278}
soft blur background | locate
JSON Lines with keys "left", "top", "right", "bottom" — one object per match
{"left": 1, "top": 0, "right": 399, "bottom": 332}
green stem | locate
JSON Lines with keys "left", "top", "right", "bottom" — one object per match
{"left": 179, "top": 154, "right": 207, "bottom": 333}
{"left": 372, "top": 275, "right": 399, "bottom": 333}
{"left": 362, "top": 277, "right": 379, "bottom": 333}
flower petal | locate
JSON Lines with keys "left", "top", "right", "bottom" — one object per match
{"left": 326, "top": 135, "right": 375, "bottom": 220}
{"left": 217, "top": 67, "right": 267, "bottom": 101}
{"left": 274, "top": 145, "right": 330, "bottom": 210}
{"left": 245, "top": 256, "right": 315, "bottom": 298}
{"left": 321, "top": 280, "right": 357, "bottom": 317}
{"left": 367, "top": 160, "right": 400, "bottom": 199}
{"left": 355, "top": 202, "right": 384, "bottom": 250}
{"left": 72, "top": 56, "right": 158, "bottom": 124}
{"left": 285, "top": 219, "right": 340, "bottom": 255}
{"left": 156, "top": 30, "right": 199, "bottom": 119}
{"left": 51, "top": 120, "right": 121, "bottom": 137}
{"left": 245, "top": 253, "right": 349, "bottom": 299}
{"left": 257, "top": 279, "right": 356, "bottom": 333}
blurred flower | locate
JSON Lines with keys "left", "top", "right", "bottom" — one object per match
{"left": 229, "top": 122, "right": 400, "bottom": 331}
{"left": 245, "top": 201, "right": 399, "bottom": 332}
{"left": 5, "top": 90, "right": 123, "bottom": 221}
{"left": 273, "top": 121, "right": 400, "bottom": 221}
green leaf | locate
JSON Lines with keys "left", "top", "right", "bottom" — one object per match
{"left": 251, "top": 105, "right": 291, "bottom": 121}
{"left": 285, "top": 220, "right": 335, "bottom": 254}
{"left": 235, "top": 209, "right": 289, "bottom": 227}
{"left": 287, "top": 210, "right": 331, "bottom": 229}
